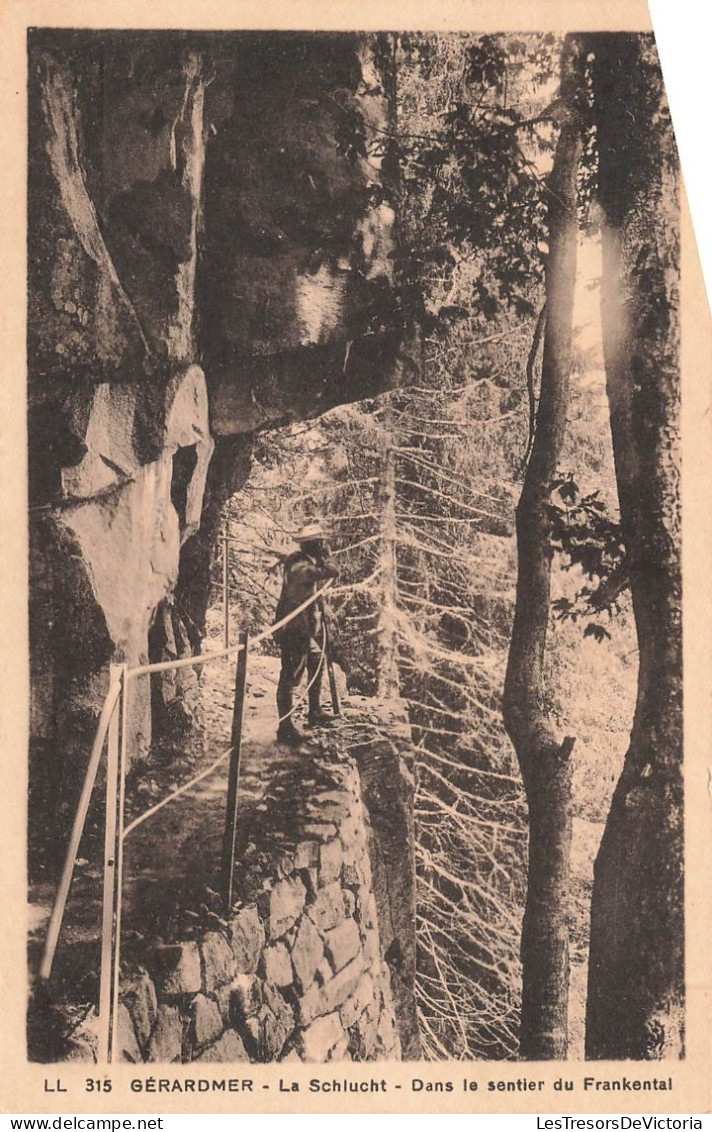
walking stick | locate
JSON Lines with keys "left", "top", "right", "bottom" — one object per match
{"left": 222, "top": 629, "right": 249, "bottom": 913}
{"left": 319, "top": 600, "right": 341, "bottom": 717}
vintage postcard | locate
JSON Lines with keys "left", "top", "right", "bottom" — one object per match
{"left": 1, "top": 0, "right": 710, "bottom": 1117}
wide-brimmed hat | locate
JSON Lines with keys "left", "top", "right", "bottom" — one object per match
{"left": 296, "top": 522, "right": 327, "bottom": 543}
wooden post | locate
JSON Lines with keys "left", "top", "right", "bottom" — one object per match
{"left": 39, "top": 674, "right": 121, "bottom": 982}
{"left": 221, "top": 630, "right": 248, "bottom": 913}
{"left": 320, "top": 602, "right": 341, "bottom": 717}
{"left": 98, "top": 665, "right": 123, "bottom": 1064}
{"left": 109, "top": 665, "right": 130, "bottom": 1063}
{"left": 222, "top": 526, "right": 230, "bottom": 651}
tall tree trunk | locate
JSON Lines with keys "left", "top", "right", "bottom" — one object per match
{"left": 377, "top": 34, "right": 403, "bottom": 701}
{"left": 502, "top": 36, "right": 584, "bottom": 1061}
{"left": 585, "top": 33, "right": 683, "bottom": 1060}
{"left": 378, "top": 398, "right": 400, "bottom": 697}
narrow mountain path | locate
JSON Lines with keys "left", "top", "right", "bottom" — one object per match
{"left": 28, "top": 629, "right": 344, "bottom": 1022}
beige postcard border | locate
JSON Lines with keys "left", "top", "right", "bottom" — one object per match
{"left": 1, "top": 0, "right": 709, "bottom": 1115}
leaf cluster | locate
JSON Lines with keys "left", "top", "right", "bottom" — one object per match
{"left": 395, "top": 33, "right": 561, "bottom": 321}
{"left": 549, "top": 473, "right": 628, "bottom": 638}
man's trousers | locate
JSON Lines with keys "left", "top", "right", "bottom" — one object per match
{"left": 276, "top": 627, "right": 325, "bottom": 725}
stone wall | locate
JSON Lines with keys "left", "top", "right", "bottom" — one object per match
{"left": 115, "top": 745, "right": 402, "bottom": 1063}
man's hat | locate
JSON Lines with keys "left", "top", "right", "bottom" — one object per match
{"left": 296, "top": 522, "right": 327, "bottom": 543}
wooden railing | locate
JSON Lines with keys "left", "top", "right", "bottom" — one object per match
{"left": 38, "top": 576, "right": 340, "bottom": 1063}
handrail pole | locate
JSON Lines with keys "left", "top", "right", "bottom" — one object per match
{"left": 39, "top": 677, "right": 121, "bottom": 982}
{"left": 39, "top": 566, "right": 345, "bottom": 1056}
{"left": 221, "top": 629, "right": 249, "bottom": 914}
{"left": 98, "top": 664, "right": 123, "bottom": 1064}
{"left": 109, "top": 664, "right": 130, "bottom": 1063}
{"left": 222, "top": 525, "right": 230, "bottom": 652}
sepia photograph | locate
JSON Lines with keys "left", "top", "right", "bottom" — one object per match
{"left": 3, "top": 1, "right": 707, "bottom": 1113}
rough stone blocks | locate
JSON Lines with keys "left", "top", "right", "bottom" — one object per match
{"left": 300, "top": 1012, "right": 343, "bottom": 1061}
{"left": 196, "top": 1029, "right": 249, "bottom": 1062}
{"left": 117, "top": 1003, "right": 142, "bottom": 1063}
{"left": 323, "top": 918, "right": 361, "bottom": 973}
{"left": 268, "top": 877, "right": 307, "bottom": 939}
{"left": 319, "top": 838, "right": 343, "bottom": 885}
{"left": 121, "top": 970, "right": 157, "bottom": 1050}
{"left": 201, "top": 932, "right": 237, "bottom": 993}
{"left": 151, "top": 943, "right": 201, "bottom": 997}
{"left": 307, "top": 881, "right": 345, "bottom": 933}
{"left": 290, "top": 915, "right": 324, "bottom": 993}
{"left": 261, "top": 942, "right": 293, "bottom": 989}
{"left": 226, "top": 973, "right": 263, "bottom": 1022}
{"left": 146, "top": 1005, "right": 183, "bottom": 1062}
{"left": 190, "top": 994, "right": 223, "bottom": 1049}
{"left": 298, "top": 956, "right": 365, "bottom": 1026}
{"left": 339, "top": 972, "right": 375, "bottom": 1029}
{"left": 229, "top": 904, "right": 265, "bottom": 974}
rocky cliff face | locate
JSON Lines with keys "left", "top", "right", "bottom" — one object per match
{"left": 28, "top": 31, "right": 400, "bottom": 845}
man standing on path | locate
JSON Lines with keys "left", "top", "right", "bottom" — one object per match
{"left": 274, "top": 523, "right": 339, "bottom": 746}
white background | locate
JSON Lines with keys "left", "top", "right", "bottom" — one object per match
{"left": 650, "top": 1, "right": 712, "bottom": 307}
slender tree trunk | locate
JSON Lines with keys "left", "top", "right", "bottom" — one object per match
{"left": 378, "top": 398, "right": 400, "bottom": 697}
{"left": 376, "top": 34, "right": 402, "bottom": 701}
{"left": 585, "top": 34, "right": 683, "bottom": 1060}
{"left": 502, "top": 36, "right": 584, "bottom": 1060}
